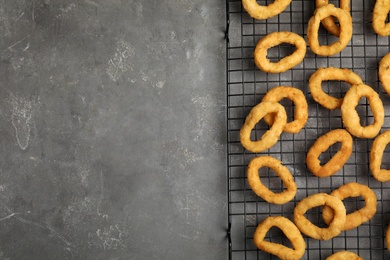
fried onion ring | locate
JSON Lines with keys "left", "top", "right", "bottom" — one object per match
{"left": 254, "top": 216, "right": 306, "bottom": 260}
{"left": 341, "top": 83, "right": 384, "bottom": 138}
{"left": 254, "top": 31, "right": 306, "bottom": 73}
{"left": 240, "top": 101, "right": 287, "bottom": 152}
{"left": 326, "top": 251, "right": 363, "bottom": 260}
{"left": 378, "top": 52, "right": 390, "bottom": 95}
{"left": 370, "top": 130, "right": 390, "bottom": 182}
{"left": 294, "top": 193, "right": 346, "bottom": 240}
{"left": 308, "top": 67, "right": 363, "bottom": 110}
{"left": 247, "top": 156, "right": 297, "bottom": 204}
{"left": 306, "top": 129, "right": 353, "bottom": 178}
{"left": 373, "top": 0, "right": 390, "bottom": 36}
{"left": 315, "top": 0, "right": 351, "bottom": 36}
{"left": 322, "top": 182, "right": 377, "bottom": 231}
{"left": 242, "top": 0, "right": 292, "bottom": 20}
{"left": 262, "top": 86, "right": 308, "bottom": 133}
{"left": 307, "top": 4, "right": 352, "bottom": 56}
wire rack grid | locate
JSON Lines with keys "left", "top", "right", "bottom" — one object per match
{"left": 226, "top": 0, "right": 390, "bottom": 259}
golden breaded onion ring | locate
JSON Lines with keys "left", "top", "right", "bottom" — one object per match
{"left": 307, "top": 4, "right": 352, "bottom": 56}
{"left": 306, "top": 129, "right": 353, "bottom": 178}
{"left": 378, "top": 52, "right": 390, "bottom": 95}
{"left": 254, "top": 31, "right": 306, "bottom": 73}
{"left": 247, "top": 156, "right": 297, "bottom": 204}
{"left": 242, "top": 0, "right": 292, "bottom": 20}
{"left": 294, "top": 193, "right": 346, "bottom": 240}
{"left": 315, "top": 0, "right": 351, "bottom": 36}
{"left": 370, "top": 130, "right": 390, "bottom": 182}
{"left": 373, "top": 0, "right": 390, "bottom": 36}
{"left": 340, "top": 83, "right": 384, "bottom": 138}
{"left": 254, "top": 216, "right": 306, "bottom": 260}
{"left": 308, "top": 67, "right": 363, "bottom": 110}
{"left": 326, "top": 251, "right": 363, "bottom": 260}
{"left": 240, "top": 101, "right": 287, "bottom": 152}
{"left": 322, "top": 182, "right": 377, "bottom": 231}
{"left": 262, "top": 86, "right": 308, "bottom": 133}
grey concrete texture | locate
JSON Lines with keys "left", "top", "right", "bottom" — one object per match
{"left": 0, "top": 0, "right": 227, "bottom": 259}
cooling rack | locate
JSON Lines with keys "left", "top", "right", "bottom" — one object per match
{"left": 226, "top": 0, "right": 390, "bottom": 259}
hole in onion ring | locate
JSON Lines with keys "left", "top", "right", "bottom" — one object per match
{"left": 280, "top": 98, "right": 295, "bottom": 125}
{"left": 323, "top": 197, "right": 367, "bottom": 221}
{"left": 257, "top": 167, "right": 285, "bottom": 193}
{"left": 250, "top": 121, "right": 272, "bottom": 141}
{"left": 317, "top": 31, "right": 340, "bottom": 47}
{"left": 356, "top": 96, "right": 374, "bottom": 127}
{"left": 346, "top": 197, "right": 366, "bottom": 214}
{"left": 264, "top": 226, "right": 293, "bottom": 248}
{"left": 305, "top": 206, "right": 329, "bottom": 228}
{"left": 267, "top": 44, "right": 297, "bottom": 63}
{"left": 318, "top": 142, "right": 342, "bottom": 166}
{"left": 322, "top": 80, "right": 352, "bottom": 99}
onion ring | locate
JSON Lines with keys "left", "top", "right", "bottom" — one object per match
{"left": 308, "top": 67, "right": 363, "bottom": 110}
{"left": 242, "top": 0, "right": 292, "bottom": 20}
{"left": 262, "top": 86, "right": 308, "bottom": 133}
{"left": 254, "top": 216, "right": 306, "bottom": 260}
{"left": 247, "top": 156, "right": 297, "bottom": 204}
{"left": 294, "top": 193, "right": 346, "bottom": 240}
{"left": 240, "top": 101, "right": 287, "bottom": 153}
{"left": 326, "top": 251, "right": 363, "bottom": 260}
{"left": 378, "top": 52, "right": 390, "bottom": 95}
{"left": 341, "top": 83, "right": 384, "bottom": 138}
{"left": 306, "top": 129, "right": 353, "bottom": 178}
{"left": 315, "top": 0, "right": 351, "bottom": 36}
{"left": 370, "top": 130, "right": 390, "bottom": 182}
{"left": 373, "top": 0, "right": 390, "bottom": 36}
{"left": 254, "top": 31, "right": 306, "bottom": 73}
{"left": 307, "top": 4, "right": 352, "bottom": 56}
{"left": 322, "top": 182, "right": 377, "bottom": 231}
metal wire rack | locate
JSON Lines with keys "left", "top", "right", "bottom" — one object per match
{"left": 226, "top": 0, "right": 390, "bottom": 259}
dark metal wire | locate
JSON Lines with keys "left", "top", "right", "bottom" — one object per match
{"left": 226, "top": 0, "right": 390, "bottom": 259}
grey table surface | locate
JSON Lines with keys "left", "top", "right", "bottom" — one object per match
{"left": 0, "top": 0, "right": 227, "bottom": 259}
